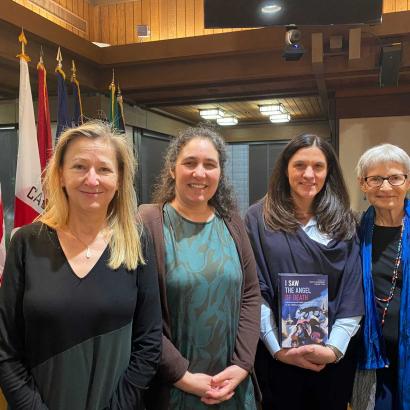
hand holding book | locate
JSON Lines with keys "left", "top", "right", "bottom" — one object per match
{"left": 299, "top": 344, "right": 339, "bottom": 365}
{"left": 274, "top": 346, "right": 326, "bottom": 372}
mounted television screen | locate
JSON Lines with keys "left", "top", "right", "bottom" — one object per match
{"left": 204, "top": 0, "right": 383, "bottom": 28}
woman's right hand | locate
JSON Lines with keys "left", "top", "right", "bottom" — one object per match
{"left": 174, "top": 371, "right": 213, "bottom": 397}
{"left": 274, "top": 346, "right": 326, "bottom": 372}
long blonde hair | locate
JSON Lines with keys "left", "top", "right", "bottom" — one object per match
{"left": 38, "top": 120, "right": 144, "bottom": 270}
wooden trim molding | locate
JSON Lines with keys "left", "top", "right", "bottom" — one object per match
{"left": 28, "top": 0, "right": 87, "bottom": 33}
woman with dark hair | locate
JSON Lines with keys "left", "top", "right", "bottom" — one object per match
{"left": 139, "top": 126, "right": 260, "bottom": 410}
{"left": 245, "top": 134, "right": 364, "bottom": 410}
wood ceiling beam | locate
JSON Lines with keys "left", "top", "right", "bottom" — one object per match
{"left": 1, "top": 1, "right": 410, "bottom": 105}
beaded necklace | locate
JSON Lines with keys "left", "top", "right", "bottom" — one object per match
{"left": 374, "top": 219, "right": 404, "bottom": 327}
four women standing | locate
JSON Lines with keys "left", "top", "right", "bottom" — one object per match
{"left": 0, "top": 119, "right": 407, "bottom": 410}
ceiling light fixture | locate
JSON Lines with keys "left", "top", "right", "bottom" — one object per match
{"left": 92, "top": 42, "right": 111, "bottom": 48}
{"left": 261, "top": 4, "right": 282, "bottom": 14}
{"left": 259, "top": 103, "right": 286, "bottom": 116}
{"left": 217, "top": 116, "right": 238, "bottom": 126}
{"left": 270, "top": 113, "right": 291, "bottom": 123}
{"left": 199, "top": 108, "right": 224, "bottom": 120}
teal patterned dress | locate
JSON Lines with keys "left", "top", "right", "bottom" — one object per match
{"left": 163, "top": 204, "right": 256, "bottom": 410}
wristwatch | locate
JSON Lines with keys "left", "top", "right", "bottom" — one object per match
{"left": 326, "top": 344, "right": 343, "bottom": 363}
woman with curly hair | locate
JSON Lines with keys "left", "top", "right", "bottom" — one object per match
{"left": 139, "top": 126, "right": 260, "bottom": 410}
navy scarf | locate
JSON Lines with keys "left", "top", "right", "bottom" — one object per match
{"left": 359, "top": 199, "right": 410, "bottom": 410}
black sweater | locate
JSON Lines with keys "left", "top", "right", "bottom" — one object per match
{"left": 0, "top": 222, "right": 162, "bottom": 410}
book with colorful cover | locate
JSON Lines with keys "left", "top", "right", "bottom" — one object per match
{"left": 278, "top": 273, "right": 328, "bottom": 347}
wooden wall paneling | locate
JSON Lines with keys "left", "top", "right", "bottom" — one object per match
{"left": 100, "top": 5, "right": 109, "bottom": 43}
{"left": 176, "top": 0, "right": 186, "bottom": 38}
{"left": 168, "top": 0, "right": 177, "bottom": 39}
{"left": 133, "top": 1, "right": 142, "bottom": 42}
{"left": 83, "top": 0, "right": 89, "bottom": 40}
{"left": 159, "top": 0, "right": 168, "bottom": 40}
{"left": 117, "top": 3, "right": 126, "bottom": 44}
{"left": 194, "top": 0, "right": 203, "bottom": 36}
{"left": 185, "top": 0, "right": 195, "bottom": 37}
{"left": 143, "top": 0, "right": 152, "bottom": 41}
{"left": 72, "top": 0, "right": 79, "bottom": 35}
{"left": 396, "top": 0, "right": 408, "bottom": 10}
{"left": 60, "top": 0, "right": 66, "bottom": 8}
{"left": 78, "top": 0, "right": 85, "bottom": 38}
{"left": 109, "top": 4, "right": 118, "bottom": 45}
{"left": 66, "top": 0, "right": 73, "bottom": 12}
{"left": 90, "top": 4, "right": 100, "bottom": 42}
{"left": 125, "top": 2, "right": 134, "bottom": 44}
{"left": 150, "top": 0, "right": 160, "bottom": 41}
{"left": 78, "top": 0, "right": 84, "bottom": 17}
{"left": 383, "top": 0, "right": 395, "bottom": 12}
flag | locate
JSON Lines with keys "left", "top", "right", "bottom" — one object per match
{"left": 71, "top": 60, "right": 83, "bottom": 127}
{"left": 55, "top": 47, "right": 70, "bottom": 141}
{"left": 14, "top": 30, "right": 44, "bottom": 229}
{"left": 108, "top": 71, "right": 118, "bottom": 126}
{"left": 37, "top": 57, "right": 52, "bottom": 173}
{"left": 116, "top": 84, "right": 126, "bottom": 133}
{"left": 0, "top": 183, "right": 6, "bottom": 285}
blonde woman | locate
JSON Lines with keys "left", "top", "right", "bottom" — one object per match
{"left": 0, "top": 121, "right": 162, "bottom": 409}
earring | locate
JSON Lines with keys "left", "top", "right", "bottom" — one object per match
{"left": 363, "top": 194, "right": 367, "bottom": 200}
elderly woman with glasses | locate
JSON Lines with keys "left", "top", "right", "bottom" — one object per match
{"left": 353, "top": 144, "right": 410, "bottom": 410}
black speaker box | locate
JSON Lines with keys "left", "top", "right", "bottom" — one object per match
{"left": 379, "top": 43, "right": 402, "bottom": 88}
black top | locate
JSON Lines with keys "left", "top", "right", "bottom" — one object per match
{"left": 372, "top": 224, "right": 402, "bottom": 370}
{"left": 0, "top": 222, "right": 162, "bottom": 410}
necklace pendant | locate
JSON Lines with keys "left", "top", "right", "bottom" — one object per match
{"left": 85, "top": 247, "right": 91, "bottom": 259}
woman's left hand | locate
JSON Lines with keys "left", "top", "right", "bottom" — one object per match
{"left": 200, "top": 365, "right": 248, "bottom": 405}
{"left": 302, "top": 344, "right": 338, "bottom": 365}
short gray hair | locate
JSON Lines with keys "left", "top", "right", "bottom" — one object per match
{"left": 356, "top": 143, "right": 410, "bottom": 178}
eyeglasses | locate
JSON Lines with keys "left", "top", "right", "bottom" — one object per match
{"left": 364, "top": 174, "right": 408, "bottom": 188}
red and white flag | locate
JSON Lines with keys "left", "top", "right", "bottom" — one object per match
{"left": 0, "top": 183, "right": 6, "bottom": 284}
{"left": 37, "top": 58, "right": 52, "bottom": 173}
{"left": 14, "top": 31, "right": 44, "bottom": 229}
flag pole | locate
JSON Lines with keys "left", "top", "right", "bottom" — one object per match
{"left": 55, "top": 46, "right": 65, "bottom": 78}
{"left": 14, "top": 29, "right": 44, "bottom": 228}
{"left": 17, "top": 28, "right": 31, "bottom": 62}
{"left": 71, "top": 60, "right": 84, "bottom": 125}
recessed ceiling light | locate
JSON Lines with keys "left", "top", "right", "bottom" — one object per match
{"left": 217, "top": 116, "right": 238, "bottom": 126}
{"left": 199, "top": 108, "right": 224, "bottom": 120}
{"left": 261, "top": 4, "right": 282, "bottom": 14}
{"left": 259, "top": 103, "right": 286, "bottom": 116}
{"left": 270, "top": 113, "right": 291, "bottom": 123}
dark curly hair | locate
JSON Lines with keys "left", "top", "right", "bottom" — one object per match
{"left": 263, "top": 133, "right": 356, "bottom": 241}
{"left": 152, "top": 126, "right": 236, "bottom": 218}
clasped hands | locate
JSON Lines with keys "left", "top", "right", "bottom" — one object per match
{"left": 274, "top": 344, "right": 338, "bottom": 372}
{"left": 174, "top": 365, "right": 248, "bottom": 405}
